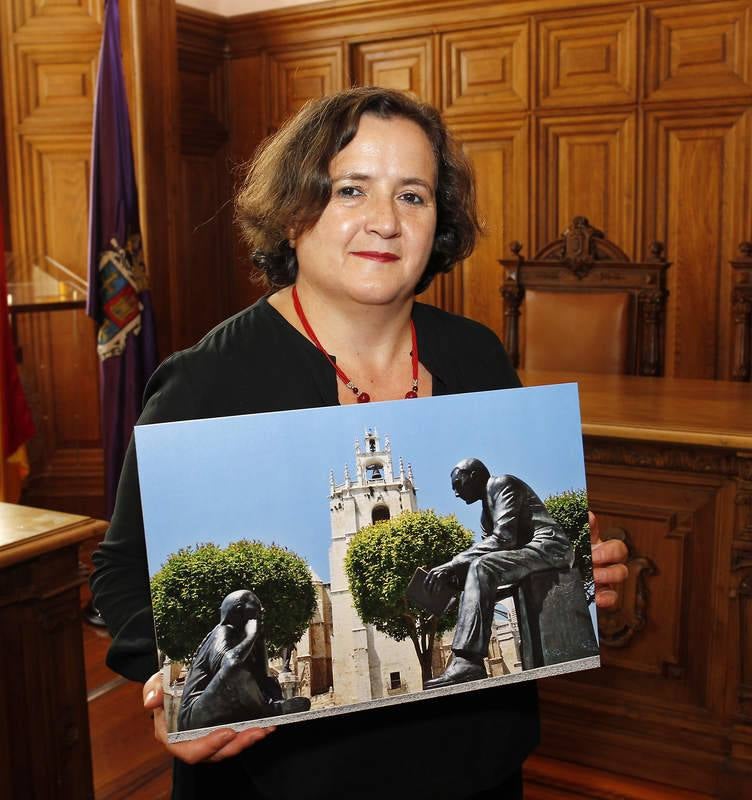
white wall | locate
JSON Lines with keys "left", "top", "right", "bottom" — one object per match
{"left": 177, "top": 0, "right": 333, "bottom": 16}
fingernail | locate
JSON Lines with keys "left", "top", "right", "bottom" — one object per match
{"left": 145, "top": 690, "right": 155, "bottom": 704}
{"left": 221, "top": 730, "right": 236, "bottom": 742}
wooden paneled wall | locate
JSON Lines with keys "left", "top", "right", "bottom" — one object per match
{"left": 168, "top": 2, "right": 752, "bottom": 797}
{"left": 174, "top": 12, "right": 233, "bottom": 352}
{"left": 0, "top": 0, "right": 104, "bottom": 518}
{"left": 0, "top": 1, "right": 235, "bottom": 514}
{"left": 212, "top": 0, "right": 752, "bottom": 381}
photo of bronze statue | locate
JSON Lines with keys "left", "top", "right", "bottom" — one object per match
{"left": 137, "top": 382, "right": 602, "bottom": 740}
{"left": 423, "top": 459, "right": 599, "bottom": 689}
{"left": 178, "top": 590, "right": 311, "bottom": 731}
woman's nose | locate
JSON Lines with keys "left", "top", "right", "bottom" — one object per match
{"left": 365, "top": 196, "right": 400, "bottom": 238}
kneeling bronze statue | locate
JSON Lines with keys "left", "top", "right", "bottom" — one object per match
{"left": 178, "top": 589, "right": 310, "bottom": 731}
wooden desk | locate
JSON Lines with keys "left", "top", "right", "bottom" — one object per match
{"left": 0, "top": 503, "right": 107, "bottom": 800}
{"left": 519, "top": 371, "right": 752, "bottom": 799}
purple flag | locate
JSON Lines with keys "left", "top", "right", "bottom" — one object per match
{"left": 87, "top": 0, "right": 158, "bottom": 518}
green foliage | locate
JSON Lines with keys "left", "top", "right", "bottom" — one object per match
{"left": 151, "top": 539, "right": 316, "bottom": 663}
{"left": 344, "top": 510, "right": 474, "bottom": 642}
{"left": 544, "top": 489, "right": 594, "bottom": 603}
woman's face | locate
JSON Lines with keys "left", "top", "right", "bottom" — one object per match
{"left": 293, "top": 113, "right": 438, "bottom": 308}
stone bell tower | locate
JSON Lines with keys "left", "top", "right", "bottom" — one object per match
{"left": 328, "top": 428, "right": 421, "bottom": 704}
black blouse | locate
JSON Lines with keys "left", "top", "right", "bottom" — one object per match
{"left": 91, "top": 296, "right": 537, "bottom": 800}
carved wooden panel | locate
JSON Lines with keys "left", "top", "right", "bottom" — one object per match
{"left": 22, "top": 134, "right": 91, "bottom": 272}
{"left": 593, "top": 504, "right": 714, "bottom": 692}
{"left": 16, "top": 44, "right": 98, "bottom": 126}
{"left": 9, "top": 0, "right": 101, "bottom": 32}
{"left": 736, "top": 482, "right": 752, "bottom": 542}
{"left": 268, "top": 45, "right": 345, "bottom": 129}
{"left": 175, "top": 14, "right": 232, "bottom": 350}
{"left": 538, "top": 449, "right": 740, "bottom": 796}
{"left": 353, "top": 36, "right": 434, "bottom": 103}
{"left": 178, "top": 17, "right": 228, "bottom": 156}
{"left": 15, "top": 309, "right": 104, "bottom": 518}
{"left": 535, "top": 112, "right": 636, "bottom": 257}
{"left": 537, "top": 8, "right": 637, "bottom": 107}
{"left": 732, "top": 554, "right": 752, "bottom": 718}
{"left": 730, "top": 242, "right": 752, "bottom": 381}
{"left": 645, "top": 1, "right": 752, "bottom": 102}
{"left": 441, "top": 23, "right": 529, "bottom": 115}
{"left": 180, "top": 63, "right": 227, "bottom": 150}
{"left": 228, "top": 54, "right": 267, "bottom": 315}
{"left": 449, "top": 118, "right": 529, "bottom": 336}
{"left": 177, "top": 153, "right": 231, "bottom": 349}
{"left": 643, "top": 107, "right": 751, "bottom": 379}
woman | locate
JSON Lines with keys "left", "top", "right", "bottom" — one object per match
{"left": 91, "top": 87, "right": 627, "bottom": 799}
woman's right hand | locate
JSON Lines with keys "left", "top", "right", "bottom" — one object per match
{"left": 143, "top": 672, "right": 275, "bottom": 764}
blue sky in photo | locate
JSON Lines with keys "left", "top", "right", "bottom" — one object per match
{"left": 135, "top": 383, "right": 587, "bottom": 582}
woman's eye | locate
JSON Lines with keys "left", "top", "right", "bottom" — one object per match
{"left": 400, "top": 192, "right": 425, "bottom": 205}
{"left": 337, "top": 185, "right": 364, "bottom": 198}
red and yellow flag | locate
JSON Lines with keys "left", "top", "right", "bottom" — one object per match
{"left": 0, "top": 206, "right": 35, "bottom": 502}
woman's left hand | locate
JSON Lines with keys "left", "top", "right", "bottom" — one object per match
{"left": 589, "top": 511, "right": 629, "bottom": 609}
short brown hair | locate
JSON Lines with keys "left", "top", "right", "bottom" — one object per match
{"left": 235, "top": 87, "right": 480, "bottom": 294}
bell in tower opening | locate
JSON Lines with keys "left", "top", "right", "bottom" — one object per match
{"left": 367, "top": 463, "right": 383, "bottom": 481}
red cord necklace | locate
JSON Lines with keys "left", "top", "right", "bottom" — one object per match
{"left": 291, "top": 285, "right": 419, "bottom": 403}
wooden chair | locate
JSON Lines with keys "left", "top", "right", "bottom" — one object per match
{"left": 731, "top": 242, "right": 752, "bottom": 381}
{"left": 499, "top": 216, "right": 670, "bottom": 376}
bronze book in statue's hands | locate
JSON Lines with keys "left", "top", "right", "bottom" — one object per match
{"left": 406, "top": 567, "right": 456, "bottom": 617}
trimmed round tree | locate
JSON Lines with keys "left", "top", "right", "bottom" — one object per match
{"left": 544, "top": 489, "right": 594, "bottom": 605}
{"left": 344, "top": 509, "right": 474, "bottom": 684}
{"left": 151, "top": 539, "right": 316, "bottom": 663}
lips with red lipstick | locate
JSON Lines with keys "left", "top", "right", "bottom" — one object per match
{"left": 351, "top": 251, "right": 400, "bottom": 262}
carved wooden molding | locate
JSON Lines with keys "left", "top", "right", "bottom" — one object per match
{"left": 499, "top": 216, "right": 670, "bottom": 375}
{"left": 597, "top": 526, "right": 657, "bottom": 649}
{"left": 731, "top": 559, "right": 752, "bottom": 715}
{"left": 731, "top": 242, "right": 752, "bottom": 382}
{"left": 736, "top": 482, "right": 752, "bottom": 542}
{"left": 585, "top": 437, "right": 752, "bottom": 480}
{"left": 225, "top": 0, "right": 635, "bottom": 56}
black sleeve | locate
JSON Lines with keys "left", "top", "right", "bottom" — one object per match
{"left": 90, "top": 352, "right": 201, "bottom": 683}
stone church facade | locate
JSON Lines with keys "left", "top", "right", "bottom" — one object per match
{"left": 327, "top": 428, "right": 428, "bottom": 704}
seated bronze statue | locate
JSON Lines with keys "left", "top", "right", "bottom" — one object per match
{"left": 178, "top": 589, "right": 310, "bottom": 731}
{"left": 424, "top": 459, "right": 599, "bottom": 689}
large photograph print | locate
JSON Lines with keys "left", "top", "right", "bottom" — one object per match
{"left": 135, "top": 383, "right": 600, "bottom": 743}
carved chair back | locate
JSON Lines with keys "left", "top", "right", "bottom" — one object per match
{"left": 731, "top": 242, "right": 752, "bottom": 381}
{"left": 499, "top": 216, "right": 670, "bottom": 376}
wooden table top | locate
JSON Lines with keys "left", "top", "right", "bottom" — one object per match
{"left": 0, "top": 502, "right": 108, "bottom": 569}
{"left": 519, "top": 370, "right": 752, "bottom": 450}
